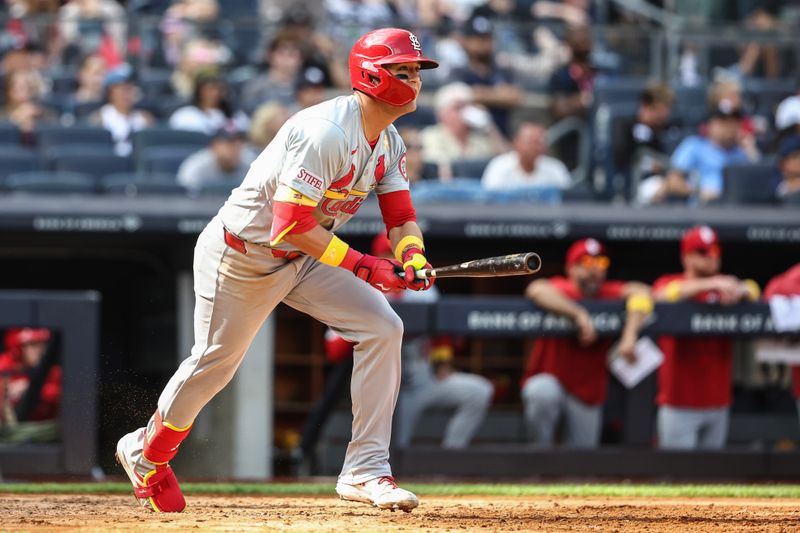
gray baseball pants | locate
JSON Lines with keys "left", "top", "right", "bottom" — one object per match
{"left": 657, "top": 405, "right": 729, "bottom": 449}
{"left": 521, "top": 373, "right": 603, "bottom": 448}
{"left": 153, "top": 216, "right": 403, "bottom": 484}
{"left": 395, "top": 365, "right": 494, "bottom": 449}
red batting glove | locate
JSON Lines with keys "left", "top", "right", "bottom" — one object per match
{"left": 342, "top": 250, "right": 405, "bottom": 293}
{"left": 400, "top": 245, "right": 435, "bottom": 291}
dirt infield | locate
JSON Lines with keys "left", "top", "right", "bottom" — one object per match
{"left": 3, "top": 494, "right": 800, "bottom": 532}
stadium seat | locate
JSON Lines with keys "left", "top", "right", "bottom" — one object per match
{"left": 194, "top": 179, "right": 239, "bottom": 197}
{"left": 132, "top": 128, "right": 211, "bottom": 163}
{"left": 4, "top": 171, "right": 97, "bottom": 194}
{"left": 394, "top": 105, "right": 436, "bottom": 129}
{"left": 0, "top": 147, "right": 41, "bottom": 182}
{"left": 593, "top": 77, "right": 649, "bottom": 106}
{"left": 51, "top": 152, "right": 133, "bottom": 179}
{"left": 782, "top": 190, "right": 800, "bottom": 206}
{"left": 100, "top": 172, "right": 187, "bottom": 196}
{"left": 139, "top": 145, "right": 201, "bottom": 174}
{"left": 72, "top": 101, "right": 104, "bottom": 121}
{"left": 451, "top": 158, "right": 492, "bottom": 179}
{"left": 0, "top": 121, "right": 22, "bottom": 144}
{"left": 35, "top": 125, "right": 113, "bottom": 149}
{"left": 722, "top": 164, "right": 779, "bottom": 205}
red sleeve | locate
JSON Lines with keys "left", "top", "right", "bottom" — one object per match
{"left": 324, "top": 330, "right": 354, "bottom": 364}
{"left": 549, "top": 276, "right": 580, "bottom": 300}
{"left": 40, "top": 366, "right": 62, "bottom": 405}
{"left": 653, "top": 273, "right": 682, "bottom": 292}
{"left": 598, "top": 280, "right": 627, "bottom": 299}
{"left": 377, "top": 190, "right": 416, "bottom": 232}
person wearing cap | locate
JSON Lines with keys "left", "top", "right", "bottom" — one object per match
{"left": 775, "top": 93, "right": 800, "bottom": 138}
{"left": 169, "top": 70, "right": 249, "bottom": 135}
{"left": 774, "top": 134, "right": 800, "bottom": 203}
{"left": 763, "top": 263, "right": 800, "bottom": 425}
{"left": 89, "top": 64, "right": 154, "bottom": 157}
{"left": 294, "top": 66, "right": 327, "bottom": 110}
{"left": 0, "top": 328, "right": 61, "bottom": 443}
{"left": 521, "top": 239, "right": 652, "bottom": 448}
{"left": 644, "top": 101, "right": 753, "bottom": 205}
{"left": 453, "top": 15, "right": 523, "bottom": 135}
{"left": 653, "top": 225, "right": 760, "bottom": 450}
{"left": 420, "top": 81, "right": 508, "bottom": 179}
{"left": 176, "top": 126, "right": 251, "bottom": 193}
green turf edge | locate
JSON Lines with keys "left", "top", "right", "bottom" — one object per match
{"left": 1, "top": 483, "right": 800, "bottom": 498}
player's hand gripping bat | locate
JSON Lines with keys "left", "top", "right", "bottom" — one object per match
{"left": 413, "top": 252, "right": 541, "bottom": 279}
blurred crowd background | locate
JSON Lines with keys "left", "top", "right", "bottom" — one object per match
{"left": 0, "top": 0, "right": 799, "bottom": 204}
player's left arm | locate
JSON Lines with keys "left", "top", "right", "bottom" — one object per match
{"left": 376, "top": 132, "right": 433, "bottom": 290}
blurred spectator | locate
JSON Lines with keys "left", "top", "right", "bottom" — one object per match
{"left": 522, "top": 238, "right": 652, "bottom": 448}
{"left": 90, "top": 64, "right": 154, "bottom": 156}
{"left": 177, "top": 126, "right": 251, "bottom": 192}
{"left": 532, "top": 0, "right": 592, "bottom": 27}
{"left": 453, "top": 14, "right": 523, "bottom": 134}
{"left": 640, "top": 102, "right": 753, "bottom": 205}
{"left": 279, "top": 4, "right": 349, "bottom": 89}
{"left": 481, "top": 121, "right": 572, "bottom": 190}
{"left": 0, "top": 68, "right": 56, "bottom": 138}
{"left": 1, "top": 42, "right": 50, "bottom": 76}
{"left": 324, "top": 0, "right": 395, "bottom": 29}
{"left": 170, "top": 35, "right": 232, "bottom": 99}
{"left": 549, "top": 24, "right": 594, "bottom": 121}
{"left": 775, "top": 134, "right": 800, "bottom": 203}
{"left": 294, "top": 65, "right": 327, "bottom": 110}
{"left": 0, "top": 328, "right": 61, "bottom": 443}
{"left": 246, "top": 101, "right": 290, "bottom": 153}
{"left": 169, "top": 70, "right": 249, "bottom": 135}
{"left": 775, "top": 92, "right": 800, "bottom": 139}
{"left": 158, "top": 0, "right": 221, "bottom": 68}
{"left": 73, "top": 53, "right": 107, "bottom": 104}
{"left": 58, "top": 0, "right": 126, "bottom": 66}
{"left": 420, "top": 82, "right": 507, "bottom": 179}
{"left": 241, "top": 34, "right": 304, "bottom": 111}
{"left": 705, "top": 80, "right": 760, "bottom": 160}
{"left": 734, "top": 4, "right": 780, "bottom": 80}
{"left": 4, "top": 3, "right": 64, "bottom": 67}
{"left": 653, "top": 225, "right": 760, "bottom": 450}
{"left": 763, "top": 263, "right": 800, "bottom": 425}
{"left": 397, "top": 126, "right": 436, "bottom": 183}
{"left": 548, "top": 24, "right": 595, "bottom": 170}
{"left": 612, "top": 83, "right": 677, "bottom": 184}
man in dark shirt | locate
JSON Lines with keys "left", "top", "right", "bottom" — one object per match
{"left": 612, "top": 83, "right": 678, "bottom": 192}
{"left": 453, "top": 15, "right": 522, "bottom": 135}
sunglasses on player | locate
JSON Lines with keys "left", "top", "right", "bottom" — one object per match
{"left": 579, "top": 255, "right": 610, "bottom": 270}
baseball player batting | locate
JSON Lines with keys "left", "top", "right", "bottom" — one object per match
{"left": 116, "top": 28, "right": 438, "bottom": 513}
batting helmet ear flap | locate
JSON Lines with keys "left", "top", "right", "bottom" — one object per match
{"left": 349, "top": 28, "right": 438, "bottom": 107}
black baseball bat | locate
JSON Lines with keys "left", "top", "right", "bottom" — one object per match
{"left": 415, "top": 252, "right": 542, "bottom": 279}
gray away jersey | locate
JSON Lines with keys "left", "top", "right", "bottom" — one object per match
{"left": 218, "top": 95, "right": 410, "bottom": 249}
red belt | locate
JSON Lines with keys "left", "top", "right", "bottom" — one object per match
{"left": 223, "top": 228, "right": 302, "bottom": 260}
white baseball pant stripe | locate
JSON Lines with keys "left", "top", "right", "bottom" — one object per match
{"left": 155, "top": 216, "right": 403, "bottom": 484}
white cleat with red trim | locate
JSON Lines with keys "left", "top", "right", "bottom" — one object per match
{"left": 116, "top": 428, "right": 186, "bottom": 512}
{"left": 336, "top": 476, "right": 419, "bottom": 512}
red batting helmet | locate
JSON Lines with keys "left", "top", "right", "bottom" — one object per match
{"left": 349, "top": 28, "right": 438, "bottom": 107}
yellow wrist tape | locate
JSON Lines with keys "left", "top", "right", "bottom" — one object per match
{"left": 626, "top": 293, "right": 654, "bottom": 314}
{"left": 663, "top": 280, "right": 682, "bottom": 302}
{"left": 403, "top": 253, "right": 428, "bottom": 271}
{"left": 394, "top": 235, "right": 425, "bottom": 262}
{"left": 743, "top": 279, "right": 761, "bottom": 301}
{"left": 319, "top": 235, "right": 350, "bottom": 267}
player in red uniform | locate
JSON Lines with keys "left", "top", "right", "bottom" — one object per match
{"left": 653, "top": 225, "right": 759, "bottom": 449}
{"left": 0, "top": 328, "right": 61, "bottom": 442}
{"left": 763, "top": 263, "right": 800, "bottom": 425}
{"left": 521, "top": 238, "right": 652, "bottom": 447}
